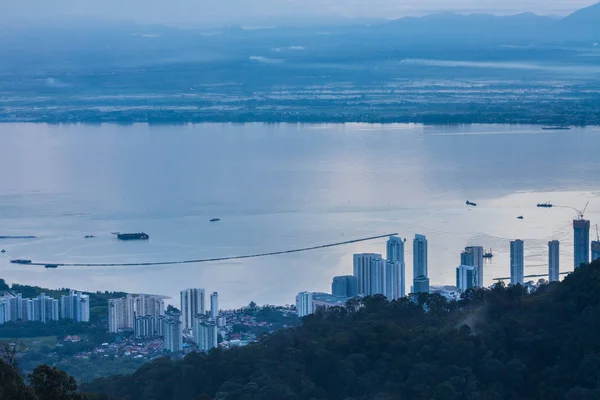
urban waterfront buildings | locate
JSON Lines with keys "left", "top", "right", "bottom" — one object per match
{"left": 180, "top": 288, "right": 205, "bottom": 329}
{"left": 384, "top": 261, "right": 405, "bottom": 300}
{"left": 194, "top": 315, "right": 218, "bottom": 352}
{"left": 460, "top": 246, "right": 484, "bottom": 288}
{"left": 548, "top": 240, "right": 560, "bottom": 282}
{"left": 60, "top": 291, "right": 90, "bottom": 322}
{"left": 134, "top": 315, "right": 165, "bottom": 338}
{"left": 456, "top": 265, "right": 477, "bottom": 293}
{"left": 331, "top": 275, "right": 358, "bottom": 298}
{"left": 0, "top": 293, "right": 60, "bottom": 324}
{"left": 413, "top": 234, "right": 430, "bottom": 293}
{"left": 510, "top": 240, "right": 525, "bottom": 285}
{"left": 135, "top": 294, "right": 165, "bottom": 318}
{"left": 210, "top": 292, "right": 219, "bottom": 319}
{"left": 573, "top": 219, "right": 590, "bottom": 268}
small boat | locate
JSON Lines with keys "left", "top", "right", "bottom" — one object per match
{"left": 483, "top": 249, "right": 494, "bottom": 259}
{"left": 1, "top": 249, "right": 5, "bottom": 253}
{"left": 11, "top": 259, "right": 32, "bottom": 264}
{"left": 542, "top": 127, "right": 571, "bottom": 130}
{"left": 45, "top": 264, "right": 58, "bottom": 269}
{"left": 517, "top": 215, "right": 524, "bottom": 220}
{"left": 466, "top": 201, "right": 477, "bottom": 207}
{"left": 112, "top": 232, "right": 149, "bottom": 240}
{"left": 84, "top": 235, "right": 96, "bottom": 239}
{"left": 537, "top": 203, "right": 553, "bottom": 208}
{"left": 210, "top": 218, "right": 221, "bottom": 222}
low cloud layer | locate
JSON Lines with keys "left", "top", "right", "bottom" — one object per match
{"left": 1, "top": 0, "right": 597, "bottom": 27}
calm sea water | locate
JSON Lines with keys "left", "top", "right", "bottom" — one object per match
{"left": 0, "top": 123, "right": 599, "bottom": 308}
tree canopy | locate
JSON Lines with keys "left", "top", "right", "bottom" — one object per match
{"left": 82, "top": 259, "right": 600, "bottom": 400}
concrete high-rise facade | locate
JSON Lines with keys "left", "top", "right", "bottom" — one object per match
{"left": 369, "top": 258, "right": 386, "bottom": 296}
{"left": 163, "top": 311, "right": 183, "bottom": 353}
{"left": 134, "top": 315, "right": 165, "bottom": 338}
{"left": 461, "top": 246, "right": 484, "bottom": 288}
{"left": 574, "top": 219, "right": 590, "bottom": 268}
{"left": 180, "top": 289, "right": 205, "bottom": 330}
{"left": 135, "top": 294, "right": 165, "bottom": 318}
{"left": 194, "top": 315, "right": 218, "bottom": 353}
{"left": 384, "top": 261, "right": 405, "bottom": 300}
{"left": 353, "top": 253, "right": 383, "bottom": 296}
{"left": 210, "top": 292, "right": 219, "bottom": 319}
{"left": 413, "top": 234, "right": 429, "bottom": 293}
{"left": 295, "top": 292, "right": 313, "bottom": 317}
{"left": 331, "top": 276, "right": 358, "bottom": 298}
{"left": 548, "top": 240, "right": 560, "bottom": 282}
{"left": 387, "top": 236, "right": 405, "bottom": 265}
{"left": 510, "top": 240, "right": 525, "bottom": 285}
{"left": 456, "top": 265, "right": 477, "bottom": 293}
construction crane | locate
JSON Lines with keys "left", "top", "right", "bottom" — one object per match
{"left": 578, "top": 202, "right": 590, "bottom": 220}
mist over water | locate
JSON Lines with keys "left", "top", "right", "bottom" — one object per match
{"left": 0, "top": 123, "right": 598, "bottom": 308}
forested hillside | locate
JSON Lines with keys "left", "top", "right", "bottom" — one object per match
{"left": 80, "top": 258, "right": 600, "bottom": 400}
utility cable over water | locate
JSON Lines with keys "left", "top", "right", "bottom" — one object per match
{"left": 27, "top": 233, "right": 398, "bottom": 268}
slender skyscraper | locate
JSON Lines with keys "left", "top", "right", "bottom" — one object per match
{"left": 194, "top": 315, "right": 218, "bottom": 352}
{"left": 461, "top": 246, "right": 484, "bottom": 288}
{"left": 510, "top": 240, "right": 525, "bottom": 285}
{"left": 369, "top": 258, "right": 386, "bottom": 296}
{"left": 331, "top": 276, "right": 358, "bottom": 298}
{"left": 574, "top": 219, "right": 590, "bottom": 268}
{"left": 180, "top": 289, "right": 205, "bottom": 330}
{"left": 163, "top": 311, "right": 183, "bottom": 353}
{"left": 384, "top": 261, "right": 405, "bottom": 300}
{"left": 592, "top": 241, "right": 600, "bottom": 263}
{"left": 210, "top": 292, "right": 219, "bottom": 319}
{"left": 387, "top": 236, "right": 405, "bottom": 264}
{"left": 353, "top": 253, "right": 383, "bottom": 296}
{"left": 548, "top": 240, "right": 560, "bottom": 282}
{"left": 456, "top": 265, "right": 477, "bottom": 293}
{"left": 413, "top": 234, "right": 429, "bottom": 293}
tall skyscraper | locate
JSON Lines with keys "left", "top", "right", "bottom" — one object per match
{"left": 295, "top": 292, "right": 313, "bottom": 317}
{"left": 413, "top": 234, "right": 429, "bottom": 293}
{"left": 163, "top": 311, "right": 183, "bottom": 353}
{"left": 592, "top": 241, "right": 600, "bottom": 263}
{"left": 574, "top": 219, "right": 590, "bottom": 268}
{"left": 384, "top": 261, "right": 405, "bottom": 300}
{"left": 60, "top": 291, "right": 90, "bottom": 322}
{"left": 387, "top": 236, "right": 405, "bottom": 264}
{"left": 461, "top": 246, "right": 484, "bottom": 288}
{"left": 510, "top": 240, "right": 525, "bottom": 285}
{"left": 369, "top": 258, "right": 386, "bottom": 296}
{"left": 456, "top": 265, "right": 477, "bottom": 293}
{"left": 135, "top": 294, "right": 165, "bottom": 318}
{"left": 210, "top": 292, "right": 219, "bottom": 319}
{"left": 548, "top": 240, "right": 560, "bottom": 282}
{"left": 353, "top": 253, "right": 383, "bottom": 296}
{"left": 194, "top": 315, "right": 218, "bottom": 352}
{"left": 180, "top": 289, "right": 205, "bottom": 330}
{"left": 331, "top": 276, "right": 358, "bottom": 298}
{"left": 134, "top": 315, "right": 164, "bottom": 338}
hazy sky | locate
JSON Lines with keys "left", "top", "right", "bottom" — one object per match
{"left": 2, "top": 0, "right": 598, "bottom": 27}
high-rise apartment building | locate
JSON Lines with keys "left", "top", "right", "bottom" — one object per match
{"left": 163, "top": 311, "right": 183, "bottom": 353}
{"left": 461, "top": 246, "right": 484, "bottom": 288}
{"left": 134, "top": 315, "right": 165, "bottom": 338}
{"left": 60, "top": 291, "right": 90, "bottom": 322}
{"left": 387, "top": 236, "right": 405, "bottom": 265}
{"left": 413, "top": 234, "right": 429, "bottom": 293}
{"left": 108, "top": 295, "right": 136, "bottom": 333}
{"left": 210, "top": 292, "right": 219, "bottom": 319}
{"left": 574, "top": 219, "right": 590, "bottom": 268}
{"left": 456, "top": 265, "right": 477, "bottom": 293}
{"left": 295, "top": 292, "right": 313, "bottom": 317}
{"left": 384, "top": 260, "right": 405, "bottom": 300}
{"left": 135, "top": 294, "right": 165, "bottom": 318}
{"left": 194, "top": 315, "right": 218, "bottom": 353}
{"left": 510, "top": 240, "right": 525, "bottom": 285}
{"left": 331, "top": 275, "right": 358, "bottom": 298}
{"left": 353, "top": 253, "right": 383, "bottom": 296}
{"left": 180, "top": 289, "right": 205, "bottom": 330}
{"left": 548, "top": 240, "right": 560, "bottom": 282}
